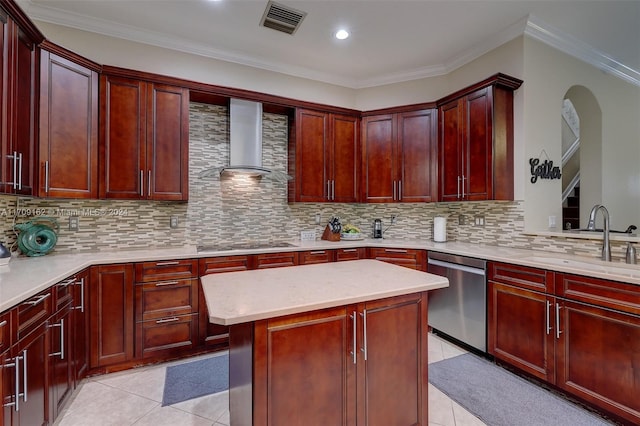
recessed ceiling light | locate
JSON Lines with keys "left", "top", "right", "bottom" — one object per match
{"left": 335, "top": 29, "right": 349, "bottom": 40}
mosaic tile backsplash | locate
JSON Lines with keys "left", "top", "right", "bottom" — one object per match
{"left": 0, "top": 103, "right": 624, "bottom": 260}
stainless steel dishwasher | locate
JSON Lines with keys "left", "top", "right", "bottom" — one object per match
{"left": 427, "top": 252, "right": 487, "bottom": 352}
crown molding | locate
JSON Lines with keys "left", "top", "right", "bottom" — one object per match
{"left": 18, "top": 1, "right": 640, "bottom": 89}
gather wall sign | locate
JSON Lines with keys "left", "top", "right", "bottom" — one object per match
{"left": 529, "top": 150, "right": 562, "bottom": 183}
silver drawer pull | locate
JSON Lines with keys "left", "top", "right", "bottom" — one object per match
{"left": 156, "top": 317, "right": 180, "bottom": 324}
{"left": 58, "top": 278, "right": 76, "bottom": 288}
{"left": 384, "top": 248, "right": 408, "bottom": 254}
{"left": 75, "top": 278, "right": 85, "bottom": 312}
{"left": 49, "top": 319, "right": 65, "bottom": 359}
{"left": 155, "top": 261, "right": 180, "bottom": 266}
{"left": 24, "top": 293, "right": 50, "bottom": 306}
{"left": 309, "top": 251, "right": 326, "bottom": 255}
{"left": 342, "top": 249, "right": 358, "bottom": 253}
{"left": 0, "top": 320, "right": 7, "bottom": 328}
{"left": 155, "top": 281, "right": 180, "bottom": 287}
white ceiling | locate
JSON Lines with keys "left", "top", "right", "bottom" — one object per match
{"left": 15, "top": 0, "right": 640, "bottom": 89}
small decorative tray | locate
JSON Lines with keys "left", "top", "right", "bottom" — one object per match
{"left": 340, "top": 233, "right": 364, "bottom": 241}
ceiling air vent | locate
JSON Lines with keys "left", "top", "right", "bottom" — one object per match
{"left": 260, "top": 1, "right": 307, "bottom": 35}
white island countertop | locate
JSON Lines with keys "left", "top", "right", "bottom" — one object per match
{"left": 200, "top": 259, "right": 449, "bottom": 325}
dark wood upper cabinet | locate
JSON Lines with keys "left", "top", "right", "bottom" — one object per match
{"left": 362, "top": 109, "right": 436, "bottom": 203}
{"left": 38, "top": 44, "right": 99, "bottom": 198}
{"left": 0, "top": 6, "right": 42, "bottom": 196}
{"left": 289, "top": 109, "right": 359, "bottom": 203}
{"left": 438, "top": 74, "right": 522, "bottom": 202}
{"left": 99, "top": 74, "right": 189, "bottom": 201}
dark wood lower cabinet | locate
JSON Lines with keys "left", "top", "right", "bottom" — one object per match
{"left": 556, "top": 299, "right": 640, "bottom": 424}
{"left": 72, "top": 269, "right": 89, "bottom": 384}
{"left": 49, "top": 303, "right": 73, "bottom": 421}
{"left": 368, "top": 247, "right": 426, "bottom": 270}
{"left": 89, "top": 264, "right": 135, "bottom": 368}
{"left": 238, "top": 291, "right": 428, "bottom": 426}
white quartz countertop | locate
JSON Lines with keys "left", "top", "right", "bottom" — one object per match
{"left": 200, "top": 259, "right": 449, "bottom": 325}
{"left": 2, "top": 237, "right": 640, "bottom": 313}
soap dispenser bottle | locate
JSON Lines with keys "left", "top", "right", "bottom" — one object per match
{"left": 626, "top": 242, "right": 637, "bottom": 264}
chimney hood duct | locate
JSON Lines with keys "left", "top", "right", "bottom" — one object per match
{"left": 200, "top": 98, "right": 291, "bottom": 182}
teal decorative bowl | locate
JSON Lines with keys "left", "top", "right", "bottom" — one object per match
{"left": 14, "top": 217, "right": 59, "bottom": 257}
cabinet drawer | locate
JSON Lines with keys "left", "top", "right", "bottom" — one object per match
{"left": 336, "top": 247, "right": 365, "bottom": 261}
{"left": 488, "top": 262, "right": 554, "bottom": 294}
{"left": 199, "top": 256, "right": 251, "bottom": 275}
{"left": 135, "top": 313, "right": 198, "bottom": 359}
{"left": 53, "top": 276, "right": 76, "bottom": 310}
{"left": 255, "top": 252, "right": 298, "bottom": 269}
{"left": 135, "top": 278, "right": 198, "bottom": 321}
{"left": 556, "top": 273, "right": 640, "bottom": 316}
{"left": 299, "top": 250, "right": 334, "bottom": 264}
{"left": 16, "top": 288, "right": 53, "bottom": 341}
{"left": 135, "top": 259, "right": 198, "bottom": 282}
{"left": 0, "top": 310, "right": 10, "bottom": 352}
{"left": 368, "top": 247, "right": 425, "bottom": 270}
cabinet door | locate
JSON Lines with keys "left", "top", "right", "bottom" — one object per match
{"left": 295, "top": 109, "right": 328, "bottom": 202}
{"left": 368, "top": 247, "right": 426, "bottom": 271}
{"left": 135, "top": 313, "right": 198, "bottom": 359}
{"left": 487, "top": 281, "right": 555, "bottom": 382}
{"left": 72, "top": 269, "right": 89, "bottom": 383}
{"left": 439, "top": 99, "right": 463, "bottom": 202}
{"left": 357, "top": 292, "right": 428, "bottom": 426}
{"left": 89, "top": 264, "right": 134, "bottom": 368}
{"left": 254, "top": 252, "right": 298, "bottom": 269}
{"left": 99, "top": 75, "right": 146, "bottom": 199}
{"left": 556, "top": 299, "right": 640, "bottom": 425}
{"left": 336, "top": 248, "right": 365, "bottom": 262}
{"left": 464, "top": 88, "right": 492, "bottom": 200}
{"left": 13, "top": 322, "right": 49, "bottom": 426}
{"left": 147, "top": 83, "right": 188, "bottom": 201}
{"left": 252, "top": 306, "right": 356, "bottom": 426}
{"left": 38, "top": 50, "right": 98, "bottom": 198}
{"left": 398, "top": 109, "right": 437, "bottom": 202}
{"left": 198, "top": 256, "right": 251, "bottom": 348}
{"left": 362, "top": 115, "right": 395, "bottom": 203}
{"left": 331, "top": 114, "right": 359, "bottom": 203}
{"left": 48, "top": 303, "right": 73, "bottom": 421}
{"left": 298, "top": 249, "right": 334, "bottom": 264}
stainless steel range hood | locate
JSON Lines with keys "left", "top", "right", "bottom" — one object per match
{"left": 199, "top": 98, "right": 291, "bottom": 182}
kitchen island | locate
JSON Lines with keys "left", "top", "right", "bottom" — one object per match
{"left": 200, "top": 259, "right": 448, "bottom": 426}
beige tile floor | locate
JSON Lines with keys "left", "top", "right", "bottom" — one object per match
{"left": 54, "top": 333, "right": 483, "bottom": 426}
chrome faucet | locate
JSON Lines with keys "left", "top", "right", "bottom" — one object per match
{"left": 587, "top": 204, "right": 611, "bottom": 261}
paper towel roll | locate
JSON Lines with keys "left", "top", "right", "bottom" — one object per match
{"left": 433, "top": 216, "right": 447, "bottom": 242}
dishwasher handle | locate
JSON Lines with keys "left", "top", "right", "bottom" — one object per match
{"left": 427, "top": 258, "right": 486, "bottom": 277}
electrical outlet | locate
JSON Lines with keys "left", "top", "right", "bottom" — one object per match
{"left": 170, "top": 216, "right": 179, "bottom": 229}
{"left": 68, "top": 216, "right": 79, "bottom": 231}
{"left": 315, "top": 213, "right": 321, "bottom": 225}
{"left": 458, "top": 215, "right": 466, "bottom": 225}
{"left": 474, "top": 216, "right": 485, "bottom": 227}
{"left": 548, "top": 215, "right": 557, "bottom": 228}
{"left": 390, "top": 215, "right": 397, "bottom": 224}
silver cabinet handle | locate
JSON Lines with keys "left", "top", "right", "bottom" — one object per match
{"left": 11, "top": 151, "right": 17, "bottom": 189}
{"left": 155, "top": 281, "right": 179, "bottom": 287}
{"left": 545, "top": 300, "right": 552, "bottom": 335}
{"left": 17, "top": 153, "right": 23, "bottom": 191}
{"left": 148, "top": 170, "right": 151, "bottom": 197}
{"left": 49, "top": 319, "right": 65, "bottom": 359}
{"left": 155, "top": 261, "right": 180, "bottom": 266}
{"left": 156, "top": 317, "right": 180, "bottom": 324}
{"left": 384, "top": 248, "right": 408, "bottom": 254}
{"left": 350, "top": 311, "right": 357, "bottom": 364}
{"left": 360, "top": 310, "right": 368, "bottom": 361}
{"left": 140, "top": 170, "right": 144, "bottom": 197}
{"left": 398, "top": 180, "right": 402, "bottom": 201}
{"left": 327, "top": 180, "right": 331, "bottom": 200}
{"left": 0, "top": 320, "right": 6, "bottom": 328}
{"left": 2, "top": 356, "right": 18, "bottom": 410}
{"left": 75, "top": 278, "right": 85, "bottom": 312}
{"left": 309, "top": 251, "right": 326, "bottom": 255}
{"left": 461, "top": 175, "right": 466, "bottom": 198}
{"left": 20, "top": 350, "right": 27, "bottom": 404}
{"left": 393, "top": 180, "right": 397, "bottom": 201}
{"left": 555, "top": 303, "right": 563, "bottom": 339}
{"left": 342, "top": 249, "right": 358, "bottom": 253}
{"left": 24, "top": 293, "right": 50, "bottom": 306}
{"left": 331, "top": 180, "right": 335, "bottom": 200}
{"left": 457, "top": 176, "right": 461, "bottom": 198}
{"left": 59, "top": 277, "right": 76, "bottom": 288}
{"left": 44, "top": 161, "right": 50, "bottom": 193}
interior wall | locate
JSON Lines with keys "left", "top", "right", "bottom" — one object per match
{"left": 522, "top": 37, "right": 640, "bottom": 231}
